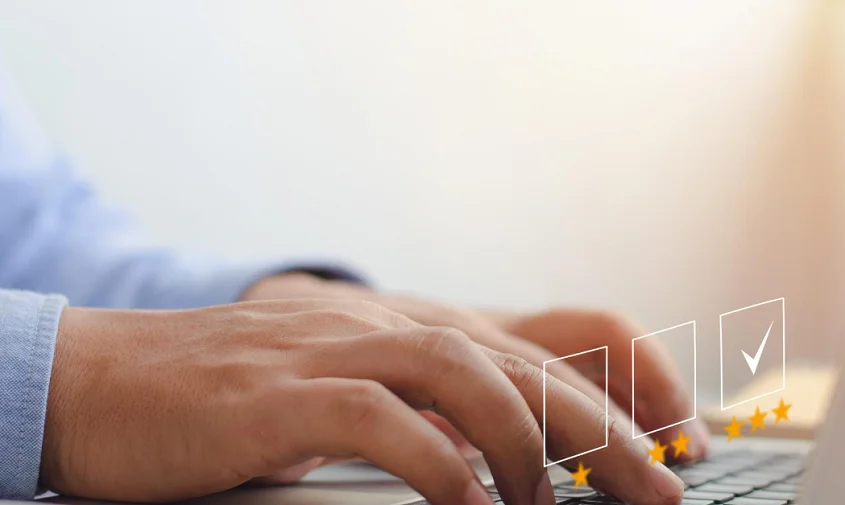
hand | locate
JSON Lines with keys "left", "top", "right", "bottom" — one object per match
{"left": 244, "top": 274, "right": 708, "bottom": 462}
{"left": 490, "top": 309, "right": 709, "bottom": 459}
{"left": 44, "top": 298, "right": 684, "bottom": 505}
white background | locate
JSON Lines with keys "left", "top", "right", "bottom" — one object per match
{"left": 1, "top": 1, "right": 844, "bottom": 403}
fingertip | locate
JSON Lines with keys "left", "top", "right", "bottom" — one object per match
{"left": 535, "top": 472, "right": 555, "bottom": 505}
{"left": 688, "top": 420, "right": 711, "bottom": 459}
{"left": 464, "top": 480, "right": 496, "bottom": 505}
{"left": 649, "top": 462, "right": 684, "bottom": 504}
{"left": 665, "top": 420, "right": 710, "bottom": 462}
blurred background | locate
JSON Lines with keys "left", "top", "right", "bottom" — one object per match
{"left": 1, "top": 1, "right": 844, "bottom": 405}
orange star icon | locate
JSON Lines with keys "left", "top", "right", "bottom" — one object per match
{"left": 772, "top": 398, "right": 792, "bottom": 423}
{"left": 724, "top": 416, "right": 744, "bottom": 442}
{"left": 671, "top": 429, "right": 691, "bottom": 458}
{"left": 571, "top": 461, "right": 591, "bottom": 488}
{"left": 748, "top": 406, "right": 767, "bottom": 432}
{"left": 647, "top": 439, "right": 668, "bottom": 465}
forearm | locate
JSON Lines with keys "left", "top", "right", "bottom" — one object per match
{"left": 2, "top": 160, "right": 364, "bottom": 309}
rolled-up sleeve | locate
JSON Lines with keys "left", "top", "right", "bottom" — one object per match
{"left": 0, "top": 57, "right": 365, "bottom": 499}
{"left": 0, "top": 289, "right": 66, "bottom": 500}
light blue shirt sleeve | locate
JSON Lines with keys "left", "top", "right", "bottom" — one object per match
{"left": 0, "top": 64, "right": 362, "bottom": 499}
{"left": 0, "top": 65, "right": 285, "bottom": 310}
{"left": 0, "top": 290, "right": 66, "bottom": 500}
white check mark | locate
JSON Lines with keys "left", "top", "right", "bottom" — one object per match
{"left": 741, "top": 320, "right": 775, "bottom": 375}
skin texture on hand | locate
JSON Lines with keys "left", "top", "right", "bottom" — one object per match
{"left": 44, "top": 298, "right": 684, "bottom": 505}
{"left": 244, "top": 274, "right": 710, "bottom": 461}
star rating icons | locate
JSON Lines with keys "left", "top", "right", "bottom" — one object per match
{"left": 772, "top": 398, "right": 792, "bottom": 423}
{"left": 570, "top": 461, "right": 592, "bottom": 488}
{"left": 724, "top": 398, "right": 791, "bottom": 441}
{"left": 724, "top": 416, "right": 744, "bottom": 441}
{"left": 671, "top": 430, "right": 690, "bottom": 458}
{"left": 540, "top": 300, "right": 788, "bottom": 467}
{"left": 748, "top": 406, "right": 767, "bottom": 432}
{"left": 647, "top": 440, "right": 668, "bottom": 465}
{"left": 647, "top": 430, "right": 692, "bottom": 465}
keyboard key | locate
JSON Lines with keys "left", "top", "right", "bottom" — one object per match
{"left": 739, "top": 470, "right": 791, "bottom": 479}
{"left": 676, "top": 469, "right": 724, "bottom": 487}
{"left": 581, "top": 495, "right": 624, "bottom": 503}
{"left": 745, "top": 490, "right": 796, "bottom": 501}
{"left": 695, "top": 483, "right": 754, "bottom": 496}
{"left": 553, "top": 484, "right": 597, "bottom": 498}
{"left": 725, "top": 498, "right": 788, "bottom": 505}
{"left": 715, "top": 476, "right": 772, "bottom": 488}
{"left": 684, "top": 490, "right": 735, "bottom": 502}
{"left": 679, "top": 474, "right": 717, "bottom": 488}
{"left": 690, "top": 462, "right": 745, "bottom": 474}
{"left": 731, "top": 471, "right": 780, "bottom": 487}
{"left": 681, "top": 500, "right": 715, "bottom": 505}
{"left": 765, "top": 483, "right": 799, "bottom": 493}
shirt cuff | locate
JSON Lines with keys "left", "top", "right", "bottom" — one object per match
{"left": 281, "top": 263, "right": 368, "bottom": 285}
{"left": 0, "top": 289, "right": 67, "bottom": 500}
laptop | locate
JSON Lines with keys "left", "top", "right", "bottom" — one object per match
{"left": 27, "top": 373, "right": 842, "bottom": 505}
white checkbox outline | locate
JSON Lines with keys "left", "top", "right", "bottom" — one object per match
{"left": 719, "top": 297, "right": 786, "bottom": 411}
{"left": 631, "top": 320, "right": 697, "bottom": 439}
{"left": 542, "top": 346, "right": 608, "bottom": 467}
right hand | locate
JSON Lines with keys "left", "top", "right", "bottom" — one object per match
{"left": 42, "top": 299, "right": 684, "bottom": 505}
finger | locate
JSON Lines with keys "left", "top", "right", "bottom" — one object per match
{"left": 483, "top": 349, "right": 685, "bottom": 505}
{"left": 250, "top": 457, "right": 331, "bottom": 484}
{"left": 516, "top": 310, "right": 707, "bottom": 459}
{"left": 419, "top": 411, "right": 481, "bottom": 460}
{"left": 305, "top": 327, "right": 554, "bottom": 505}
{"left": 625, "top": 325, "right": 709, "bottom": 458}
{"left": 286, "top": 378, "right": 495, "bottom": 505}
{"left": 482, "top": 332, "right": 650, "bottom": 449}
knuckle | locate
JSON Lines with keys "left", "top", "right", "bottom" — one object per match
{"left": 417, "top": 327, "right": 475, "bottom": 359}
{"left": 311, "top": 309, "right": 383, "bottom": 332}
{"left": 344, "top": 299, "right": 393, "bottom": 316}
{"left": 596, "top": 409, "right": 620, "bottom": 441}
{"left": 401, "top": 327, "right": 476, "bottom": 380}
{"left": 497, "top": 352, "right": 544, "bottom": 392}
{"left": 353, "top": 299, "right": 420, "bottom": 328}
{"left": 339, "top": 380, "right": 391, "bottom": 434}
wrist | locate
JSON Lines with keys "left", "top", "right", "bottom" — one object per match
{"left": 239, "top": 272, "right": 370, "bottom": 302}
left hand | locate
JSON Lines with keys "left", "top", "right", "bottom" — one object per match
{"left": 242, "top": 274, "right": 709, "bottom": 473}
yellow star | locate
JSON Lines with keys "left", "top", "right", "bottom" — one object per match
{"left": 671, "top": 429, "right": 691, "bottom": 458}
{"left": 571, "top": 461, "right": 591, "bottom": 488}
{"left": 748, "top": 406, "right": 767, "bottom": 432}
{"left": 772, "top": 398, "right": 792, "bottom": 423}
{"left": 724, "top": 416, "right": 744, "bottom": 441}
{"left": 647, "top": 439, "right": 668, "bottom": 465}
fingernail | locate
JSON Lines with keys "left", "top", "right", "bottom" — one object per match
{"left": 535, "top": 472, "right": 555, "bottom": 505}
{"left": 650, "top": 462, "right": 684, "bottom": 499}
{"left": 464, "top": 480, "right": 495, "bottom": 505}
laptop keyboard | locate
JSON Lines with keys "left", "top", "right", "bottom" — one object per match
{"left": 532, "top": 449, "right": 804, "bottom": 505}
{"left": 409, "top": 449, "right": 804, "bottom": 505}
